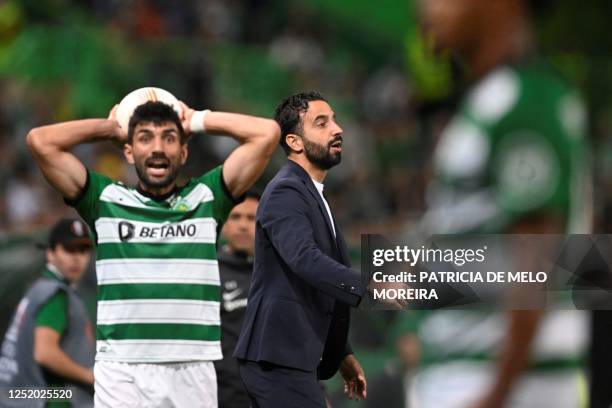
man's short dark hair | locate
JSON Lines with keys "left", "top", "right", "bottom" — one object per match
{"left": 274, "top": 91, "right": 327, "bottom": 155}
{"left": 128, "top": 101, "right": 186, "bottom": 144}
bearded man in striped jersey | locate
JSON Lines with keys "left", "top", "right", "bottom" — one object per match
{"left": 26, "top": 100, "right": 280, "bottom": 407}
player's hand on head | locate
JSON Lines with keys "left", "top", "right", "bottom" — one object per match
{"left": 179, "top": 101, "right": 195, "bottom": 135}
{"left": 108, "top": 104, "right": 119, "bottom": 121}
{"left": 107, "top": 105, "right": 128, "bottom": 146}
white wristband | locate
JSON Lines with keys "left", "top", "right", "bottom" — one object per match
{"left": 189, "top": 109, "right": 210, "bottom": 133}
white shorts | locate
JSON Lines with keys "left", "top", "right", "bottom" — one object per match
{"left": 94, "top": 360, "right": 217, "bottom": 408}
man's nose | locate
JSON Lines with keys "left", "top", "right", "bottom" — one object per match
{"left": 152, "top": 136, "right": 164, "bottom": 152}
{"left": 331, "top": 121, "right": 343, "bottom": 136}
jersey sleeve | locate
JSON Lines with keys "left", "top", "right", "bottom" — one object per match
{"left": 35, "top": 290, "right": 68, "bottom": 336}
{"left": 65, "top": 169, "right": 114, "bottom": 228}
{"left": 196, "top": 165, "right": 243, "bottom": 225}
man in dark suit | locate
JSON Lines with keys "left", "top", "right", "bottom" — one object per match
{"left": 234, "top": 91, "right": 369, "bottom": 407}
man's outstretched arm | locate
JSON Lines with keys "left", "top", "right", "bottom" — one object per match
{"left": 26, "top": 114, "right": 125, "bottom": 200}
{"left": 182, "top": 104, "right": 280, "bottom": 199}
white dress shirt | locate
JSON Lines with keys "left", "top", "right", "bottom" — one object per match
{"left": 312, "top": 179, "right": 336, "bottom": 238}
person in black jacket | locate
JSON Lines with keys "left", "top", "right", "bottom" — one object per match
{"left": 215, "top": 191, "right": 260, "bottom": 408}
{"left": 235, "top": 91, "right": 380, "bottom": 407}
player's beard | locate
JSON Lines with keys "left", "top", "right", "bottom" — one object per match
{"left": 134, "top": 152, "right": 182, "bottom": 193}
{"left": 302, "top": 135, "right": 342, "bottom": 170}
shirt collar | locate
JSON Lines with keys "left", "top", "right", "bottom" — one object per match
{"left": 44, "top": 263, "right": 70, "bottom": 285}
{"left": 136, "top": 184, "right": 178, "bottom": 202}
{"left": 311, "top": 178, "right": 324, "bottom": 195}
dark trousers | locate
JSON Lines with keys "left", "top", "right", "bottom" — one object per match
{"left": 239, "top": 360, "right": 325, "bottom": 408}
{"left": 215, "top": 358, "right": 250, "bottom": 408}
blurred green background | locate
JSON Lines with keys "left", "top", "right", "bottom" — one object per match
{"left": 0, "top": 0, "right": 611, "bottom": 406}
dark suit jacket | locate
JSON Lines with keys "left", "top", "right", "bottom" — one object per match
{"left": 234, "top": 160, "right": 363, "bottom": 379}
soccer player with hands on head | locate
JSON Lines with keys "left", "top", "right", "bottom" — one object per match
{"left": 27, "top": 88, "right": 280, "bottom": 408}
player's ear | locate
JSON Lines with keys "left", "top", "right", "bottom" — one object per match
{"left": 180, "top": 143, "right": 188, "bottom": 165}
{"left": 286, "top": 133, "right": 303, "bottom": 154}
{"left": 124, "top": 143, "right": 135, "bottom": 164}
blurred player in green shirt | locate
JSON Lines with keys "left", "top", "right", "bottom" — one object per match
{"left": 412, "top": 0, "right": 591, "bottom": 407}
{"left": 0, "top": 218, "right": 95, "bottom": 408}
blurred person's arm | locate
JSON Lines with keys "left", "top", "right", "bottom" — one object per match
{"left": 471, "top": 310, "right": 541, "bottom": 408}
{"left": 26, "top": 112, "right": 126, "bottom": 201}
{"left": 33, "top": 291, "right": 94, "bottom": 386}
{"left": 34, "top": 327, "right": 94, "bottom": 386}
{"left": 471, "top": 216, "right": 561, "bottom": 408}
{"left": 181, "top": 102, "right": 280, "bottom": 199}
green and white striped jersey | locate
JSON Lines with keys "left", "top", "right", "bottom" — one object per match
{"left": 71, "top": 165, "right": 236, "bottom": 363}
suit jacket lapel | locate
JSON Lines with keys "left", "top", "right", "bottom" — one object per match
{"left": 334, "top": 223, "right": 351, "bottom": 266}
{"left": 304, "top": 180, "right": 338, "bottom": 246}
{"left": 286, "top": 161, "right": 339, "bottom": 249}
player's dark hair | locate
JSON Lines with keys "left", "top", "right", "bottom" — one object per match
{"left": 274, "top": 91, "right": 327, "bottom": 155}
{"left": 127, "top": 101, "right": 186, "bottom": 144}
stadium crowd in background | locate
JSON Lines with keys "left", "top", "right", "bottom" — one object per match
{"left": 0, "top": 0, "right": 427, "bottom": 243}
{"left": 1, "top": 0, "right": 612, "bottom": 407}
